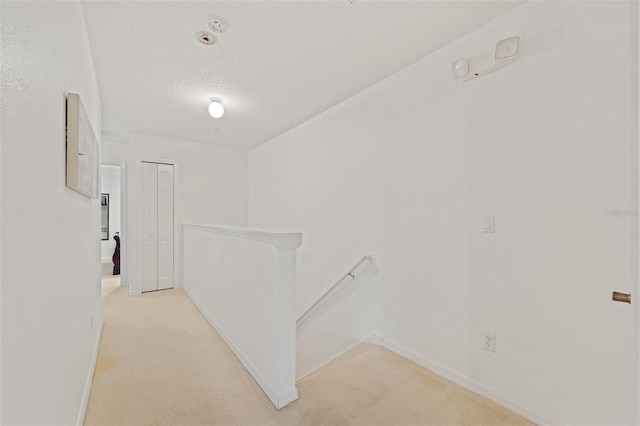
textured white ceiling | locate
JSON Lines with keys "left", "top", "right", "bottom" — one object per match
{"left": 82, "top": 1, "right": 523, "bottom": 150}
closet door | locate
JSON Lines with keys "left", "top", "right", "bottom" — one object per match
{"left": 141, "top": 162, "right": 174, "bottom": 292}
{"left": 141, "top": 162, "right": 158, "bottom": 292}
{"left": 157, "top": 163, "right": 174, "bottom": 290}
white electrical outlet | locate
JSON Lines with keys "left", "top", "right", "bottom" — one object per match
{"left": 483, "top": 332, "right": 496, "bottom": 352}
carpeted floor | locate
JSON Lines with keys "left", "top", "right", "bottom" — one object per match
{"left": 84, "top": 286, "right": 532, "bottom": 425}
{"left": 100, "top": 276, "right": 120, "bottom": 298}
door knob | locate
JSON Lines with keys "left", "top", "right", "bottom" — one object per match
{"left": 612, "top": 292, "right": 631, "bottom": 304}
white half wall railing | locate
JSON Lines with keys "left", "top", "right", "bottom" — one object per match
{"left": 182, "top": 223, "right": 302, "bottom": 409}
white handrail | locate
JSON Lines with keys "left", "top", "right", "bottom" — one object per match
{"left": 296, "top": 255, "right": 372, "bottom": 325}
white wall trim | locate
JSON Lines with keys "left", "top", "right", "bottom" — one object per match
{"left": 183, "top": 287, "right": 299, "bottom": 409}
{"left": 364, "top": 332, "right": 384, "bottom": 346}
{"left": 379, "top": 337, "right": 564, "bottom": 426}
{"left": 76, "top": 320, "right": 104, "bottom": 426}
{"left": 296, "top": 332, "right": 382, "bottom": 381}
{"left": 182, "top": 223, "right": 301, "bottom": 250}
{"left": 119, "top": 162, "right": 128, "bottom": 289}
{"left": 632, "top": 2, "right": 640, "bottom": 423}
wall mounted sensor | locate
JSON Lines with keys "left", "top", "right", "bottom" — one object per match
{"left": 456, "top": 36, "right": 520, "bottom": 83}
{"left": 451, "top": 58, "right": 469, "bottom": 80}
{"left": 495, "top": 36, "right": 519, "bottom": 61}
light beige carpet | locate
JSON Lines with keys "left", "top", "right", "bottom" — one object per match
{"left": 102, "top": 262, "right": 115, "bottom": 277}
{"left": 85, "top": 288, "right": 532, "bottom": 426}
{"left": 101, "top": 276, "right": 120, "bottom": 298}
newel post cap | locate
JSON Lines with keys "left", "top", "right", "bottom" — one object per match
{"left": 274, "top": 233, "right": 302, "bottom": 250}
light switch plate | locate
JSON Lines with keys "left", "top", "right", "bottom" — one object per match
{"left": 483, "top": 215, "right": 495, "bottom": 233}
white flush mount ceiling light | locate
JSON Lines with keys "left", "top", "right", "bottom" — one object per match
{"left": 453, "top": 36, "right": 520, "bottom": 83}
{"left": 451, "top": 58, "right": 469, "bottom": 80}
{"left": 208, "top": 98, "right": 224, "bottom": 118}
{"left": 207, "top": 16, "right": 228, "bottom": 33}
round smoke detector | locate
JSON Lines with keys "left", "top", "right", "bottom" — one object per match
{"left": 197, "top": 31, "right": 216, "bottom": 45}
{"left": 207, "top": 16, "right": 228, "bottom": 33}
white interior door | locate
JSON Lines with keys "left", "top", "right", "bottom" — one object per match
{"left": 141, "top": 161, "right": 174, "bottom": 292}
{"left": 157, "top": 163, "right": 174, "bottom": 290}
{"left": 141, "top": 162, "right": 158, "bottom": 292}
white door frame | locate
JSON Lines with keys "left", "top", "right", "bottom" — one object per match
{"left": 100, "top": 162, "right": 127, "bottom": 286}
{"left": 120, "top": 162, "right": 128, "bottom": 287}
{"left": 634, "top": 1, "right": 640, "bottom": 422}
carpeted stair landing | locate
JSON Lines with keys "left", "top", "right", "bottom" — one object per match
{"left": 84, "top": 287, "right": 531, "bottom": 425}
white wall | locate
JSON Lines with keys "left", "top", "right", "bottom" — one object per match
{"left": 125, "top": 135, "right": 248, "bottom": 294}
{"left": 101, "top": 138, "right": 129, "bottom": 166}
{"left": 182, "top": 224, "right": 300, "bottom": 409}
{"left": 1, "top": 1, "right": 103, "bottom": 424}
{"left": 465, "top": 3, "right": 635, "bottom": 424}
{"left": 100, "top": 165, "right": 121, "bottom": 262}
{"left": 249, "top": 2, "right": 638, "bottom": 424}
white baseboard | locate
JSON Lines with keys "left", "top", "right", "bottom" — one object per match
{"left": 296, "top": 332, "right": 385, "bottom": 381}
{"left": 277, "top": 387, "right": 299, "bottom": 408}
{"left": 183, "top": 287, "right": 298, "bottom": 410}
{"left": 77, "top": 320, "right": 104, "bottom": 426}
{"left": 364, "top": 332, "right": 384, "bottom": 346}
{"left": 178, "top": 286, "right": 557, "bottom": 424}
{"left": 380, "top": 337, "right": 562, "bottom": 426}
